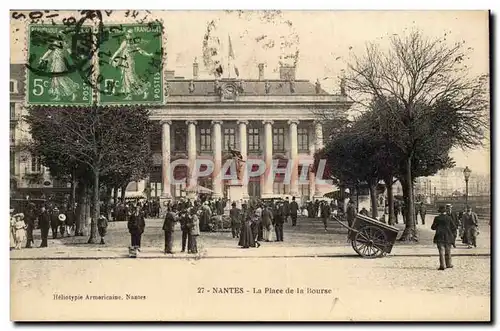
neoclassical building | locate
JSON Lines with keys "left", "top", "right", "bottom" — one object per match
{"left": 10, "top": 63, "right": 352, "bottom": 203}
{"left": 144, "top": 63, "right": 352, "bottom": 203}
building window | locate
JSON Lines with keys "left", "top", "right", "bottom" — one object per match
{"left": 173, "top": 183, "right": 187, "bottom": 198}
{"left": 273, "top": 127, "right": 285, "bottom": 151}
{"left": 273, "top": 182, "right": 289, "bottom": 195}
{"left": 10, "top": 127, "right": 15, "bottom": 145}
{"left": 224, "top": 128, "right": 236, "bottom": 150}
{"left": 174, "top": 127, "right": 186, "bottom": 151}
{"left": 10, "top": 80, "right": 17, "bottom": 93}
{"left": 298, "top": 128, "right": 309, "bottom": 152}
{"left": 200, "top": 128, "right": 212, "bottom": 151}
{"left": 31, "top": 155, "right": 42, "bottom": 173}
{"left": 10, "top": 151, "right": 15, "bottom": 175}
{"left": 248, "top": 128, "right": 260, "bottom": 151}
{"left": 298, "top": 183, "right": 310, "bottom": 200}
{"left": 10, "top": 102, "right": 15, "bottom": 119}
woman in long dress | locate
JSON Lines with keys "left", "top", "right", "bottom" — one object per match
{"left": 238, "top": 205, "right": 256, "bottom": 248}
{"left": 110, "top": 29, "right": 154, "bottom": 100}
{"left": 39, "top": 35, "right": 79, "bottom": 101}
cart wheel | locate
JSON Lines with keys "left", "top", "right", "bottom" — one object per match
{"left": 351, "top": 226, "right": 388, "bottom": 258}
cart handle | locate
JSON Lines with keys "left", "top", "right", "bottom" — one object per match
{"left": 331, "top": 215, "right": 357, "bottom": 233}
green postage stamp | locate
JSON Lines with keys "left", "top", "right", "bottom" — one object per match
{"left": 26, "top": 24, "right": 93, "bottom": 106}
{"left": 98, "top": 22, "right": 164, "bottom": 105}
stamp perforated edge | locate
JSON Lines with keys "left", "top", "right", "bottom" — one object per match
{"left": 94, "top": 19, "right": 167, "bottom": 107}
{"left": 24, "top": 22, "right": 96, "bottom": 108}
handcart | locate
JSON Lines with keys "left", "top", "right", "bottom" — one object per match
{"left": 333, "top": 213, "right": 399, "bottom": 258}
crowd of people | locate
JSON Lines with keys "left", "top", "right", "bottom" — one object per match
{"left": 10, "top": 194, "right": 483, "bottom": 264}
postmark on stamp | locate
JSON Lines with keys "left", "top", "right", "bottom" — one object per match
{"left": 26, "top": 24, "right": 94, "bottom": 105}
{"left": 97, "top": 22, "right": 164, "bottom": 105}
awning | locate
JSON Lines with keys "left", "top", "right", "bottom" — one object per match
{"left": 184, "top": 185, "right": 214, "bottom": 194}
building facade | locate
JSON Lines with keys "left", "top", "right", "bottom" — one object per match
{"left": 10, "top": 62, "right": 352, "bottom": 203}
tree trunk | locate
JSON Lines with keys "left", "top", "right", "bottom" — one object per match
{"left": 120, "top": 184, "right": 127, "bottom": 202}
{"left": 70, "top": 172, "right": 77, "bottom": 209}
{"left": 75, "top": 182, "right": 85, "bottom": 236}
{"left": 355, "top": 183, "right": 360, "bottom": 213}
{"left": 105, "top": 185, "right": 112, "bottom": 220}
{"left": 398, "top": 157, "right": 418, "bottom": 242}
{"left": 368, "top": 180, "right": 378, "bottom": 219}
{"left": 385, "top": 177, "right": 395, "bottom": 226}
{"left": 113, "top": 186, "right": 118, "bottom": 205}
{"left": 88, "top": 169, "right": 100, "bottom": 244}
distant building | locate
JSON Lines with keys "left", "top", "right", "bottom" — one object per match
{"left": 414, "top": 167, "right": 490, "bottom": 197}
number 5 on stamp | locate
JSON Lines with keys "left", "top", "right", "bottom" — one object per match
{"left": 97, "top": 22, "right": 165, "bottom": 105}
{"left": 26, "top": 24, "right": 94, "bottom": 106}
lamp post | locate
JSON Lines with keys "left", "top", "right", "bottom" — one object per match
{"left": 463, "top": 166, "right": 472, "bottom": 208}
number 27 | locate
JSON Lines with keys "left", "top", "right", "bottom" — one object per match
{"left": 197, "top": 287, "right": 204, "bottom": 294}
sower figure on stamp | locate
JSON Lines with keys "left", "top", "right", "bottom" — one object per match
{"left": 163, "top": 206, "right": 177, "bottom": 254}
{"left": 431, "top": 205, "right": 457, "bottom": 270}
{"left": 38, "top": 206, "right": 50, "bottom": 248}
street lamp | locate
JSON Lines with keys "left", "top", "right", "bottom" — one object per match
{"left": 463, "top": 166, "right": 472, "bottom": 208}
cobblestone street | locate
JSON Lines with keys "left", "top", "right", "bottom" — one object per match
{"left": 11, "top": 255, "right": 490, "bottom": 321}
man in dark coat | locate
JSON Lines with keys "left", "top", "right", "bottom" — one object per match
{"left": 179, "top": 209, "right": 190, "bottom": 253}
{"left": 290, "top": 196, "right": 299, "bottom": 226}
{"left": 128, "top": 206, "right": 146, "bottom": 250}
{"left": 445, "top": 204, "right": 459, "bottom": 248}
{"left": 393, "top": 200, "right": 400, "bottom": 224}
{"left": 229, "top": 202, "right": 241, "bottom": 238}
{"left": 38, "top": 206, "right": 51, "bottom": 247}
{"left": 462, "top": 207, "right": 479, "bottom": 248}
{"left": 346, "top": 200, "right": 356, "bottom": 227}
{"left": 419, "top": 202, "right": 427, "bottom": 225}
{"left": 283, "top": 197, "right": 290, "bottom": 223}
{"left": 431, "top": 205, "right": 457, "bottom": 270}
{"left": 24, "top": 205, "right": 35, "bottom": 248}
{"left": 163, "top": 207, "right": 177, "bottom": 254}
{"left": 274, "top": 202, "right": 285, "bottom": 242}
{"left": 321, "top": 202, "right": 331, "bottom": 232}
{"left": 50, "top": 207, "right": 60, "bottom": 239}
{"left": 314, "top": 199, "right": 320, "bottom": 218}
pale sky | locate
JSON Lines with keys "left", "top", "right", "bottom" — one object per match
{"left": 10, "top": 10, "right": 490, "bottom": 174}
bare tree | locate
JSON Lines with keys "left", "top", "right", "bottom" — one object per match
{"left": 344, "top": 30, "right": 488, "bottom": 241}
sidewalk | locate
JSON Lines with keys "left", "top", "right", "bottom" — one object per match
{"left": 10, "top": 242, "right": 490, "bottom": 260}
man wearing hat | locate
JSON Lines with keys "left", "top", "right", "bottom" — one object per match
{"left": 50, "top": 207, "right": 60, "bottom": 239}
{"left": 431, "top": 205, "right": 457, "bottom": 270}
{"left": 98, "top": 214, "right": 109, "bottom": 245}
{"left": 39, "top": 206, "right": 51, "bottom": 247}
{"left": 229, "top": 202, "right": 241, "bottom": 239}
{"left": 462, "top": 206, "right": 479, "bottom": 248}
{"left": 445, "top": 204, "right": 459, "bottom": 248}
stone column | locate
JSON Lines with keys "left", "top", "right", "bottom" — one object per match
{"left": 161, "top": 120, "right": 172, "bottom": 198}
{"left": 186, "top": 120, "right": 198, "bottom": 192}
{"left": 237, "top": 120, "right": 249, "bottom": 197}
{"left": 288, "top": 120, "right": 299, "bottom": 196}
{"left": 262, "top": 120, "right": 274, "bottom": 198}
{"left": 308, "top": 124, "right": 316, "bottom": 200}
{"left": 314, "top": 121, "right": 324, "bottom": 197}
{"left": 211, "top": 120, "right": 223, "bottom": 198}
